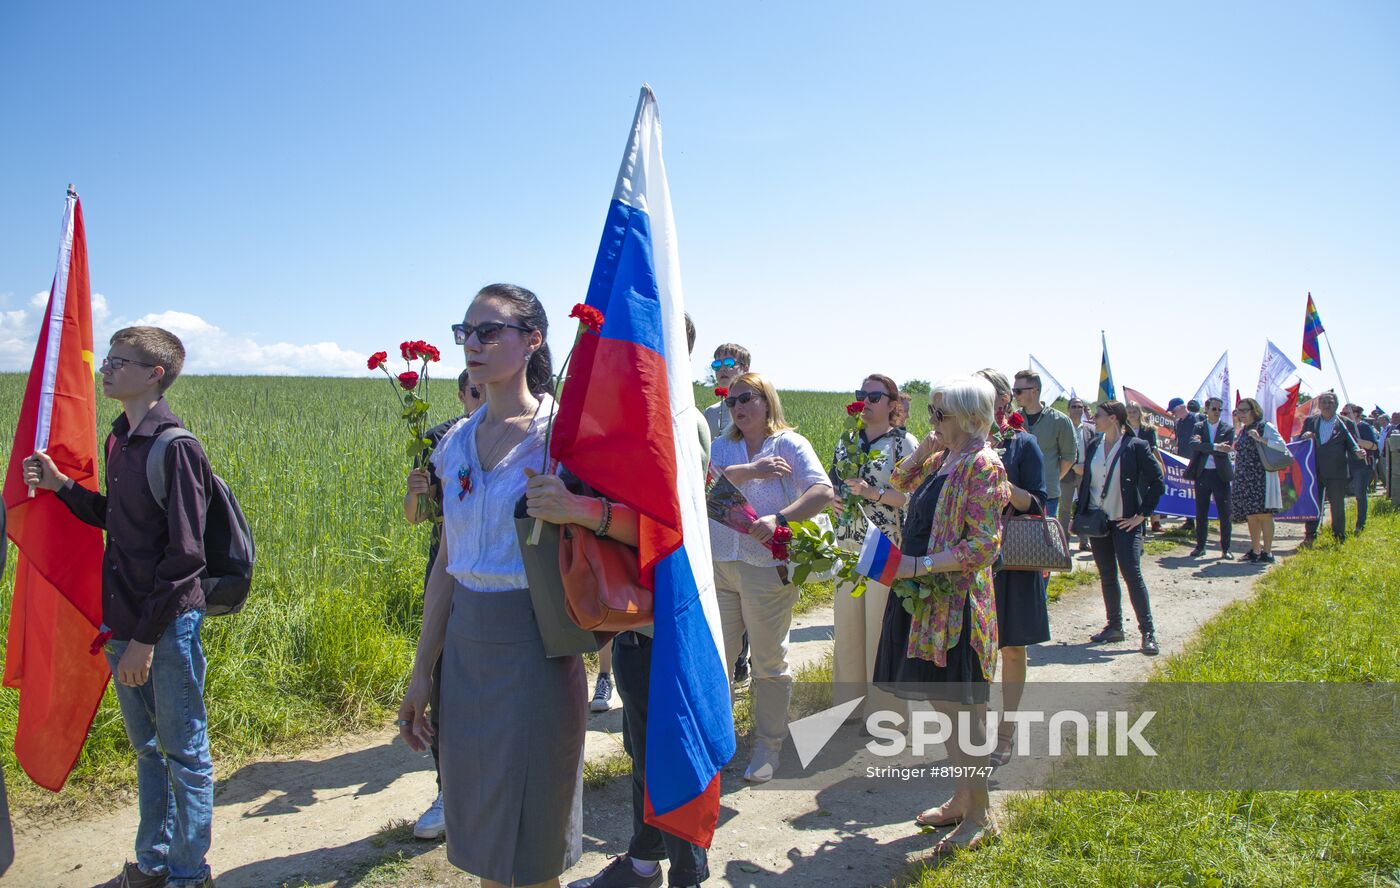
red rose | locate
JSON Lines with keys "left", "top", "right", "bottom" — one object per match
{"left": 1008, "top": 412, "right": 1025, "bottom": 430}
{"left": 772, "top": 526, "right": 793, "bottom": 544}
{"left": 770, "top": 544, "right": 790, "bottom": 561}
{"left": 367, "top": 351, "right": 388, "bottom": 371}
{"left": 714, "top": 387, "right": 729, "bottom": 398}
{"left": 846, "top": 401, "right": 865, "bottom": 417}
{"left": 397, "top": 371, "right": 420, "bottom": 391}
{"left": 569, "top": 303, "right": 605, "bottom": 333}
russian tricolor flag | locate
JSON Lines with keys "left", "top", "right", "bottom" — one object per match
{"left": 550, "top": 86, "right": 735, "bottom": 847}
{"left": 855, "top": 522, "right": 901, "bottom": 587}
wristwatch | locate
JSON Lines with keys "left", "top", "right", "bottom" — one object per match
{"left": 775, "top": 513, "right": 789, "bottom": 528}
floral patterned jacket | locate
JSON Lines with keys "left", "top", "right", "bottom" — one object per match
{"left": 890, "top": 445, "right": 1011, "bottom": 679}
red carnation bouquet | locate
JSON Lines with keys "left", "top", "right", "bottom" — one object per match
{"left": 369, "top": 339, "right": 442, "bottom": 520}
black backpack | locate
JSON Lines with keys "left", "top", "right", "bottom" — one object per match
{"left": 113, "top": 428, "right": 256, "bottom": 616}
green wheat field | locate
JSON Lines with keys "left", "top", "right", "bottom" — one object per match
{"left": 0, "top": 374, "right": 927, "bottom": 811}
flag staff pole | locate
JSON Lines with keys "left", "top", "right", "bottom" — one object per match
{"left": 1322, "top": 332, "right": 1351, "bottom": 406}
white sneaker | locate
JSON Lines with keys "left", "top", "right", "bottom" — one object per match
{"left": 590, "top": 674, "right": 616, "bottom": 713}
{"left": 743, "top": 746, "right": 781, "bottom": 783}
{"left": 413, "top": 792, "right": 446, "bottom": 840}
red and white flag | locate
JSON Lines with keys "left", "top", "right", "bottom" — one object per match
{"left": 2, "top": 188, "right": 109, "bottom": 791}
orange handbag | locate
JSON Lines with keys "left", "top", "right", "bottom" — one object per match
{"left": 559, "top": 524, "right": 654, "bottom": 632}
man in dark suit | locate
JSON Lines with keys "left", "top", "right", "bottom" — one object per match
{"left": 1301, "top": 392, "right": 1366, "bottom": 544}
{"left": 1185, "top": 397, "right": 1235, "bottom": 558}
{"left": 1169, "top": 397, "right": 1200, "bottom": 532}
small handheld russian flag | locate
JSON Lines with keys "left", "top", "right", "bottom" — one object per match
{"left": 855, "top": 521, "right": 901, "bottom": 587}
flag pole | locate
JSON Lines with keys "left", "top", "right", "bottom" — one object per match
{"left": 1322, "top": 332, "right": 1351, "bottom": 405}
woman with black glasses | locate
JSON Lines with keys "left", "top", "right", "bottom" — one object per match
{"left": 709, "top": 372, "right": 834, "bottom": 783}
{"left": 828, "top": 374, "right": 917, "bottom": 721}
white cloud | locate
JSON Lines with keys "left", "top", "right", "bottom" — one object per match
{"left": 0, "top": 294, "right": 396, "bottom": 377}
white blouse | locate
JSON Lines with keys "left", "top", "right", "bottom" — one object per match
{"left": 430, "top": 395, "right": 556, "bottom": 592}
{"left": 1089, "top": 437, "right": 1125, "bottom": 520}
{"left": 709, "top": 429, "right": 832, "bottom": 567}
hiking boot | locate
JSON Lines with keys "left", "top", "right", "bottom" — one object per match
{"left": 101, "top": 862, "right": 167, "bottom": 888}
{"left": 567, "top": 855, "right": 663, "bottom": 888}
{"left": 1141, "top": 632, "right": 1160, "bottom": 656}
{"left": 590, "top": 673, "right": 616, "bottom": 713}
{"left": 413, "top": 791, "right": 446, "bottom": 840}
{"left": 1090, "top": 624, "right": 1125, "bottom": 644}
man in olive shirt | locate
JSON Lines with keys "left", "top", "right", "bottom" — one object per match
{"left": 1014, "top": 370, "right": 1078, "bottom": 528}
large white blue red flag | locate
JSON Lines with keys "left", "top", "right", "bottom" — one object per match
{"left": 551, "top": 86, "right": 735, "bottom": 847}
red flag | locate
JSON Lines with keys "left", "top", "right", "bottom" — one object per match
{"left": 1276, "top": 383, "right": 1302, "bottom": 442}
{"left": 2, "top": 189, "right": 109, "bottom": 791}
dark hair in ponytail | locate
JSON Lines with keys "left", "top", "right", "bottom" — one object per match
{"left": 474, "top": 283, "right": 554, "bottom": 395}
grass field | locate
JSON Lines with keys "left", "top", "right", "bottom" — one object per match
{"left": 908, "top": 500, "right": 1400, "bottom": 887}
{"left": 0, "top": 374, "right": 910, "bottom": 812}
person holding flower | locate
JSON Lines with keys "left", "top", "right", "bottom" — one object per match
{"left": 871, "top": 376, "right": 1010, "bottom": 855}
{"left": 975, "top": 368, "right": 1050, "bottom": 768}
{"left": 397, "top": 283, "right": 633, "bottom": 888}
{"left": 709, "top": 372, "right": 834, "bottom": 783}
{"left": 827, "top": 373, "right": 916, "bottom": 720}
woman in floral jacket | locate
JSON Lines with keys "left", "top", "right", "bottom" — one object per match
{"left": 872, "top": 376, "right": 1010, "bottom": 856}
{"left": 828, "top": 373, "right": 918, "bottom": 719}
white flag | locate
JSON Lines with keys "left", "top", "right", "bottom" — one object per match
{"left": 1192, "top": 351, "right": 1230, "bottom": 407}
{"left": 1028, "top": 354, "right": 1067, "bottom": 405}
{"left": 1255, "top": 340, "right": 1297, "bottom": 418}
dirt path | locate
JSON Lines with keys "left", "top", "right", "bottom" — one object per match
{"left": 7, "top": 523, "right": 1300, "bottom": 887}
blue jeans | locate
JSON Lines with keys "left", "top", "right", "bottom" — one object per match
{"left": 1044, "top": 497, "right": 1060, "bottom": 518}
{"left": 104, "top": 610, "right": 213, "bottom": 887}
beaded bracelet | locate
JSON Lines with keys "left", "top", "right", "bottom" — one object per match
{"left": 594, "top": 497, "right": 614, "bottom": 538}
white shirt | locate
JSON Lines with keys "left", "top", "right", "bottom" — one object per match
{"left": 709, "top": 429, "right": 832, "bottom": 567}
{"left": 430, "top": 395, "right": 556, "bottom": 592}
{"left": 1089, "top": 437, "right": 1125, "bottom": 520}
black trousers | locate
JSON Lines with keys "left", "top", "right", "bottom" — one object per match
{"left": 1306, "top": 477, "right": 1350, "bottom": 542}
{"left": 1194, "top": 472, "right": 1233, "bottom": 552}
{"left": 1349, "top": 470, "right": 1370, "bottom": 532}
{"left": 1090, "top": 523, "right": 1154, "bottom": 634}
{"left": 613, "top": 631, "right": 709, "bottom": 886}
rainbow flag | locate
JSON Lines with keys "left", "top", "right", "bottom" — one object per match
{"left": 1097, "top": 331, "right": 1116, "bottom": 403}
{"left": 855, "top": 522, "right": 901, "bottom": 587}
{"left": 1301, "top": 293, "right": 1324, "bottom": 369}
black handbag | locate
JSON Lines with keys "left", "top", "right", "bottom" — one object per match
{"left": 1071, "top": 441, "right": 1127, "bottom": 539}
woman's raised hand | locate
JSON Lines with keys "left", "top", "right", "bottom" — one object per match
{"left": 749, "top": 455, "right": 791, "bottom": 480}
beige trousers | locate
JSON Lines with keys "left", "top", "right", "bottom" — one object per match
{"left": 832, "top": 577, "right": 906, "bottom": 721}
{"left": 714, "top": 560, "right": 800, "bottom": 751}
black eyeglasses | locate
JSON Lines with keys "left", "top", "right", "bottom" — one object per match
{"left": 725, "top": 392, "right": 765, "bottom": 409}
{"left": 711, "top": 357, "right": 739, "bottom": 370}
{"left": 854, "top": 390, "right": 891, "bottom": 403}
{"left": 101, "top": 356, "right": 155, "bottom": 372}
{"left": 927, "top": 404, "right": 948, "bottom": 423}
{"left": 1206, "top": 405, "right": 1223, "bottom": 412}
{"left": 452, "top": 321, "right": 531, "bottom": 345}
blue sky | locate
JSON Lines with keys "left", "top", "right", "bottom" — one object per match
{"left": 3, "top": 2, "right": 1397, "bottom": 408}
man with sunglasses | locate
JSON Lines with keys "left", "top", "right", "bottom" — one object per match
{"left": 702, "top": 343, "right": 750, "bottom": 441}
{"left": 1184, "top": 397, "right": 1235, "bottom": 559}
{"left": 1012, "top": 370, "right": 1078, "bottom": 530}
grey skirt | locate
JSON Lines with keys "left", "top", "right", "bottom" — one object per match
{"left": 439, "top": 584, "right": 587, "bottom": 883}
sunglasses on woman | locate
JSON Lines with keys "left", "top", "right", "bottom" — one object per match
{"left": 725, "top": 392, "right": 764, "bottom": 408}
{"left": 452, "top": 321, "right": 531, "bottom": 345}
{"left": 854, "top": 390, "right": 891, "bottom": 403}
{"left": 927, "top": 404, "right": 948, "bottom": 423}
{"left": 711, "top": 357, "right": 739, "bottom": 370}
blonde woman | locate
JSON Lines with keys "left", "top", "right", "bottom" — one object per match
{"left": 709, "top": 373, "right": 834, "bottom": 783}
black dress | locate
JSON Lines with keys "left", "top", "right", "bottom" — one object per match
{"left": 994, "top": 431, "right": 1052, "bottom": 647}
{"left": 872, "top": 472, "right": 990, "bottom": 704}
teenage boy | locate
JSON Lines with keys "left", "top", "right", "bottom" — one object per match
{"left": 400, "top": 368, "right": 483, "bottom": 840}
{"left": 702, "top": 343, "right": 750, "bottom": 441}
{"left": 26, "top": 327, "right": 215, "bottom": 888}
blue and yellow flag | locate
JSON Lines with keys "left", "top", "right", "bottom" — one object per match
{"left": 1097, "top": 331, "right": 1116, "bottom": 403}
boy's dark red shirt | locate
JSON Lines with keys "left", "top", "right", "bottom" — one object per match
{"left": 56, "top": 398, "right": 213, "bottom": 644}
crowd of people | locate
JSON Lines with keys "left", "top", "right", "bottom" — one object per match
{"left": 17, "top": 288, "right": 1397, "bottom": 888}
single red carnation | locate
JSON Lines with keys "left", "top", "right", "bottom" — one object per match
{"left": 400, "top": 341, "right": 417, "bottom": 361}
{"left": 569, "top": 303, "right": 605, "bottom": 333}
{"left": 419, "top": 342, "right": 441, "bottom": 362}
{"left": 846, "top": 401, "right": 865, "bottom": 417}
{"left": 715, "top": 387, "right": 729, "bottom": 398}
{"left": 397, "top": 370, "right": 420, "bottom": 391}
{"left": 1007, "top": 412, "right": 1025, "bottom": 430}
{"left": 772, "top": 526, "right": 793, "bottom": 544}
{"left": 367, "top": 351, "right": 388, "bottom": 371}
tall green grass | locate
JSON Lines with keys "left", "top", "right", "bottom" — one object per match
{"left": 909, "top": 502, "right": 1400, "bottom": 887}
{"left": 0, "top": 376, "right": 882, "bottom": 812}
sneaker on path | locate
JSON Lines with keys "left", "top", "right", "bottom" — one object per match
{"left": 101, "top": 862, "right": 167, "bottom": 888}
{"left": 413, "top": 792, "right": 446, "bottom": 840}
{"left": 567, "top": 855, "right": 663, "bottom": 888}
{"left": 591, "top": 673, "right": 616, "bottom": 713}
